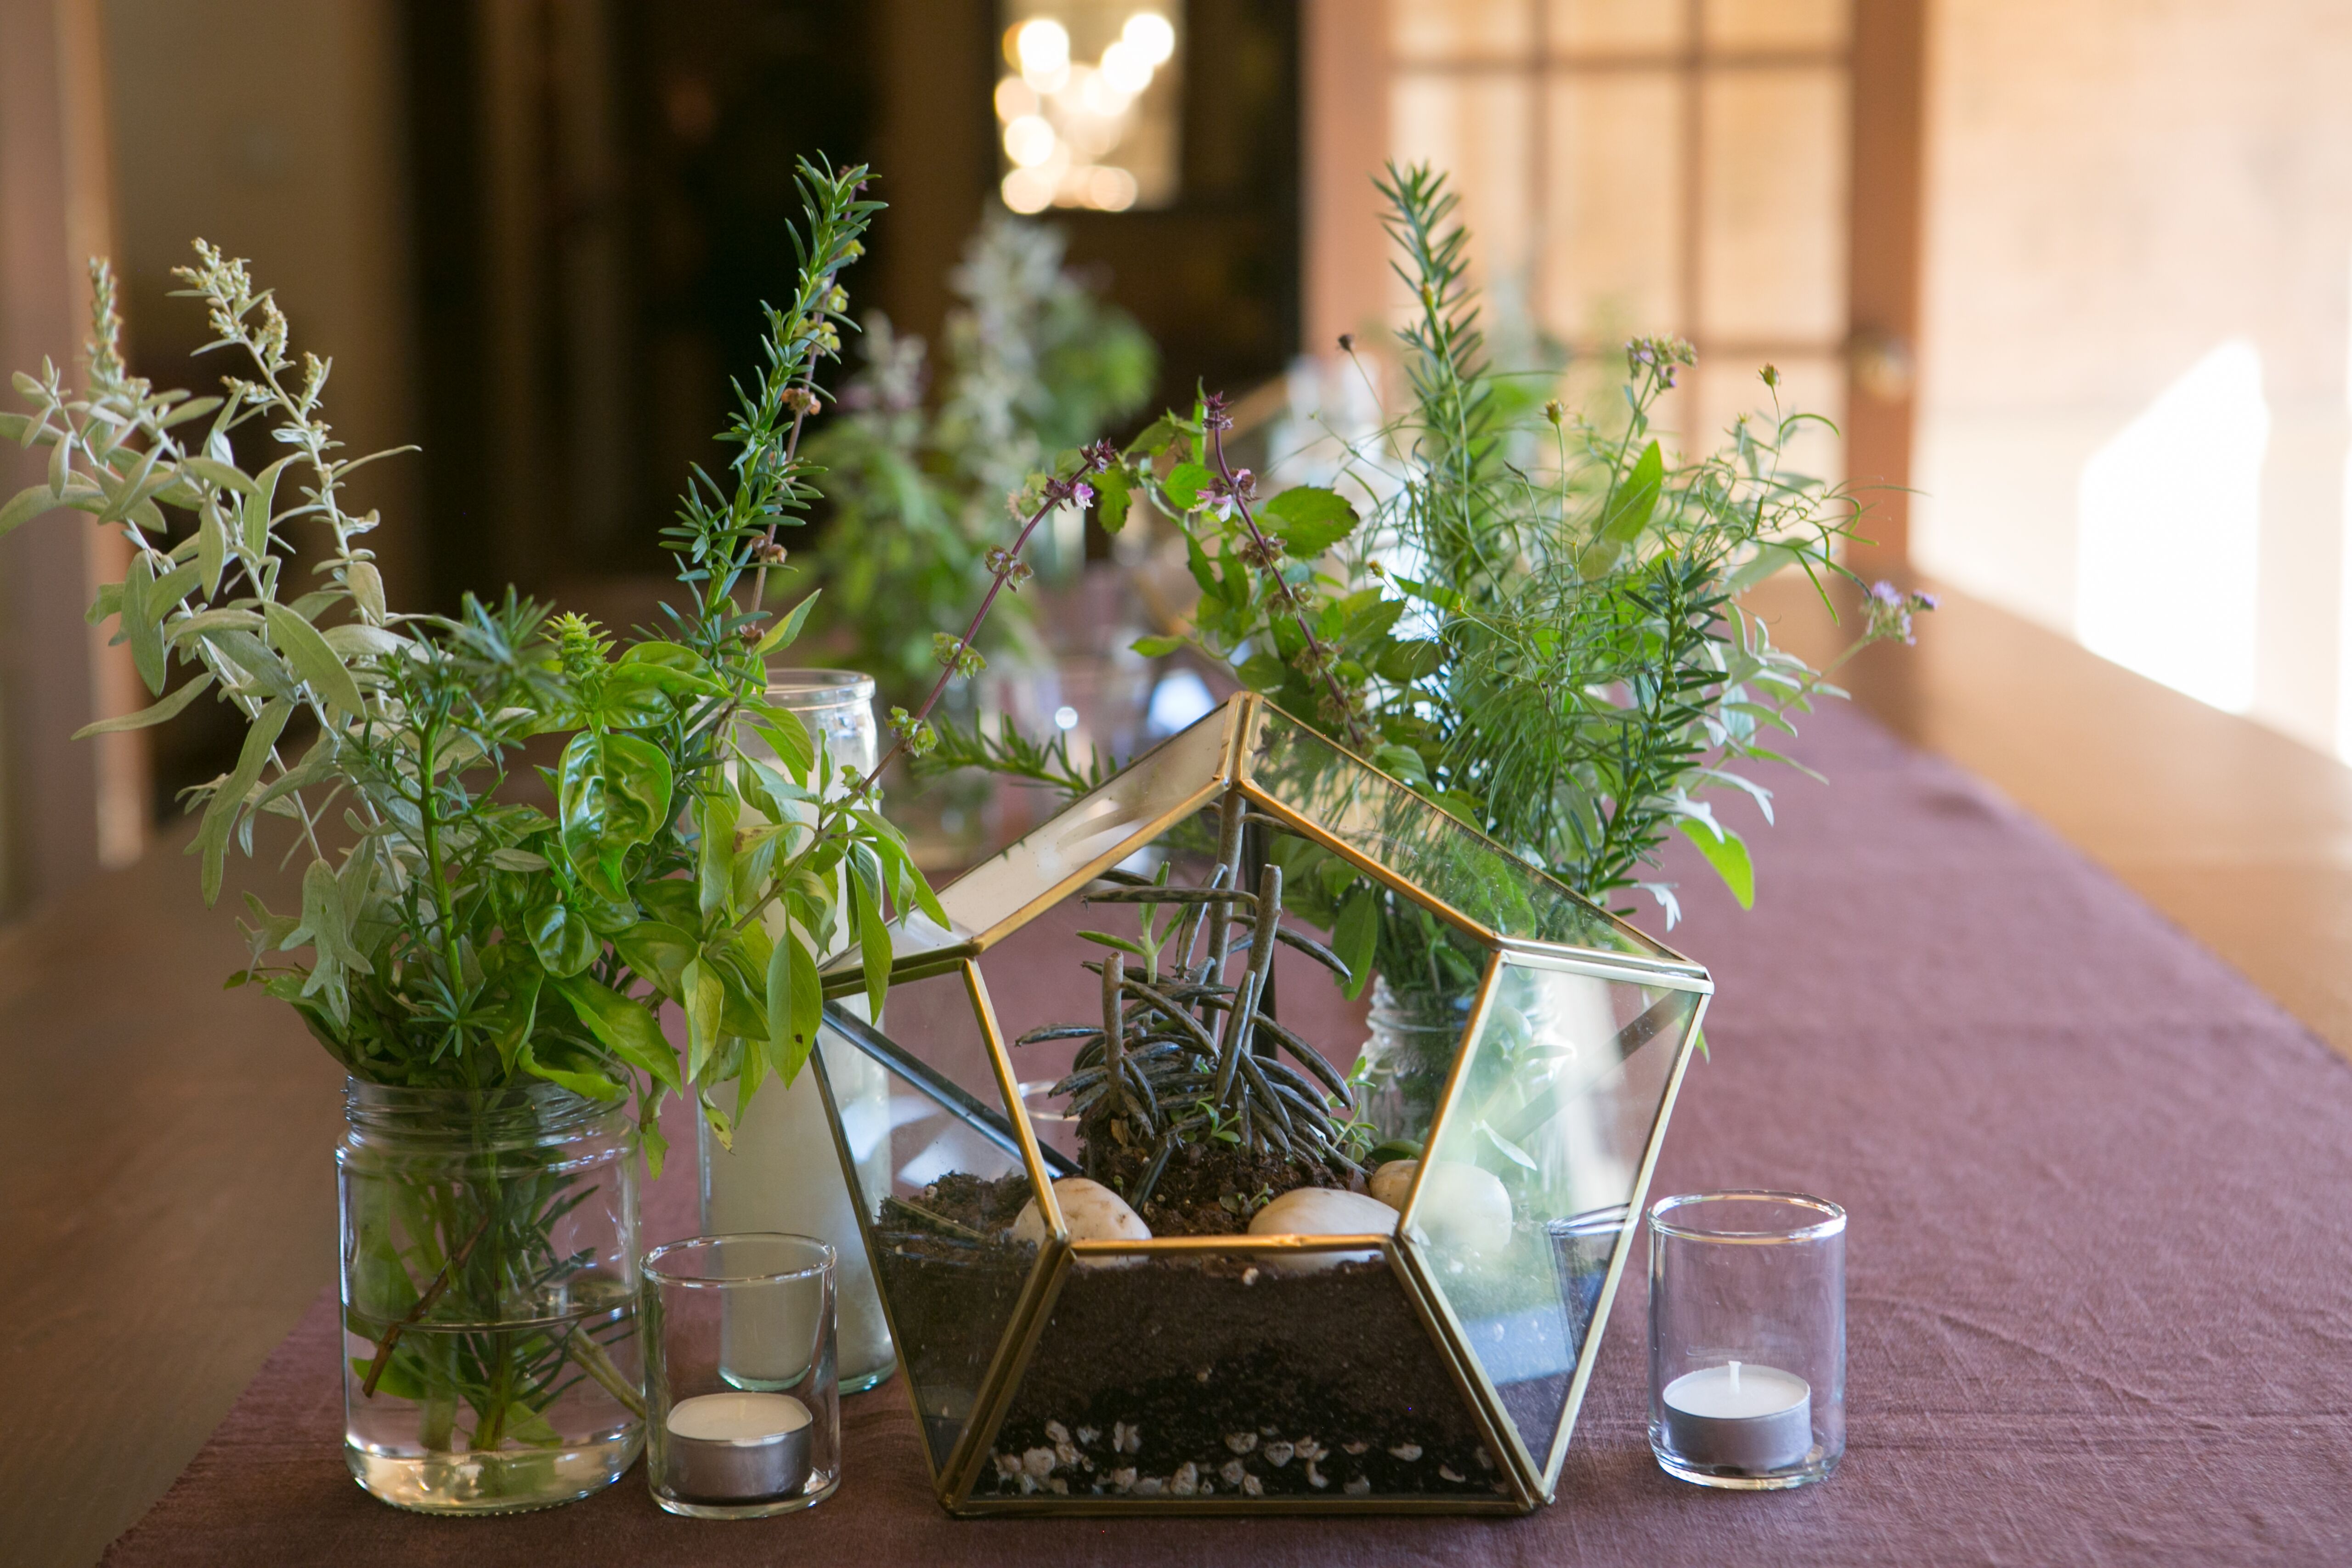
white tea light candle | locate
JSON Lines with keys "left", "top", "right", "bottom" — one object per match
{"left": 662, "top": 1392, "right": 814, "bottom": 1503}
{"left": 1660, "top": 1361, "right": 1812, "bottom": 1472}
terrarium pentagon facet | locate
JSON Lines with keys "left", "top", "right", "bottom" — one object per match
{"left": 813, "top": 694, "right": 1711, "bottom": 1514}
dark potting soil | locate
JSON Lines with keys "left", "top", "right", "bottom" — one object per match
{"left": 987, "top": 1253, "right": 1504, "bottom": 1500}
{"left": 872, "top": 1172, "right": 1505, "bottom": 1501}
{"left": 1090, "top": 1134, "right": 1344, "bottom": 1237}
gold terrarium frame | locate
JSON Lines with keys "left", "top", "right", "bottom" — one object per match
{"left": 813, "top": 693, "right": 1712, "bottom": 1515}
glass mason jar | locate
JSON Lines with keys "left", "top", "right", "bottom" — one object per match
{"left": 1355, "top": 976, "right": 1475, "bottom": 1144}
{"left": 1647, "top": 1190, "right": 1846, "bottom": 1489}
{"left": 700, "top": 668, "right": 897, "bottom": 1393}
{"left": 338, "top": 1080, "right": 645, "bottom": 1514}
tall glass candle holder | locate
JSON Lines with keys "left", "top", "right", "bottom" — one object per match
{"left": 645, "top": 1234, "right": 842, "bottom": 1518}
{"left": 1647, "top": 1190, "right": 1845, "bottom": 1490}
{"left": 701, "top": 669, "right": 896, "bottom": 1393}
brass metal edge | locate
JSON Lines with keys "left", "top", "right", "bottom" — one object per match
{"left": 947, "top": 1236, "right": 1073, "bottom": 1507}
{"left": 1392, "top": 951, "right": 1506, "bottom": 1231}
{"left": 1386, "top": 955, "right": 1550, "bottom": 1497}
{"left": 969, "top": 960, "right": 1068, "bottom": 1243}
{"left": 807, "top": 1043, "right": 954, "bottom": 1500}
{"left": 1236, "top": 784, "right": 1507, "bottom": 946}
{"left": 1067, "top": 1233, "right": 1396, "bottom": 1258}
{"left": 1386, "top": 1233, "right": 1542, "bottom": 1512}
{"left": 946, "top": 1494, "right": 1532, "bottom": 1517}
{"left": 1489, "top": 934, "right": 1713, "bottom": 991}
{"left": 1238, "top": 697, "right": 1685, "bottom": 963}
{"left": 966, "top": 778, "right": 1229, "bottom": 954}
{"left": 1539, "top": 989, "right": 1711, "bottom": 1499}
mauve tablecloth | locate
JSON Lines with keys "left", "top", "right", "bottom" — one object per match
{"left": 100, "top": 707, "right": 2352, "bottom": 1566}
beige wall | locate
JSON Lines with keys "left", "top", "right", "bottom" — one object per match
{"left": 1913, "top": 0, "right": 2352, "bottom": 754}
{"left": 102, "top": 0, "right": 422, "bottom": 601}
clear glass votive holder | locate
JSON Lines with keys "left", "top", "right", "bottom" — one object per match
{"left": 644, "top": 1234, "right": 842, "bottom": 1518}
{"left": 1648, "top": 1190, "right": 1845, "bottom": 1490}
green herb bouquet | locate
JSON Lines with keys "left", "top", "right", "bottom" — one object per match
{"left": 0, "top": 158, "right": 1108, "bottom": 1511}
{"left": 945, "top": 163, "right": 1933, "bottom": 1137}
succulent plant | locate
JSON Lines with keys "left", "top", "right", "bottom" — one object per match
{"left": 1017, "top": 786, "right": 1364, "bottom": 1205}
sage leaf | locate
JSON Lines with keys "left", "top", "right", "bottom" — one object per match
{"left": 263, "top": 601, "right": 365, "bottom": 718}
{"left": 73, "top": 671, "right": 215, "bottom": 738}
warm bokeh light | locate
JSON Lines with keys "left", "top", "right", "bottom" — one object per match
{"left": 1123, "top": 10, "right": 1176, "bottom": 65}
{"left": 994, "top": 75, "right": 1039, "bottom": 121}
{"left": 995, "top": 3, "right": 1181, "bottom": 213}
{"left": 1002, "top": 113, "right": 1058, "bottom": 167}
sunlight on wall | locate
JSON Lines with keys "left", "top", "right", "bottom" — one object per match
{"left": 2076, "top": 340, "right": 2268, "bottom": 713}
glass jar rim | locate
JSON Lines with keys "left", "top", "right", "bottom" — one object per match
{"left": 1647, "top": 1189, "right": 1846, "bottom": 1244}
{"left": 765, "top": 668, "right": 876, "bottom": 709}
{"left": 645, "top": 1232, "right": 837, "bottom": 1287}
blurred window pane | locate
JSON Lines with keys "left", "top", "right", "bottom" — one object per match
{"left": 1540, "top": 73, "right": 1683, "bottom": 342}
{"left": 1547, "top": 0, "right": 1689, "bottom": 55}
{"left": 1703, "top": 0, "right": 1850, "bottom": 52}
{"left": 1698, "top": 67, "right": 1849, "bottom": 344}
{"left": 1394, "top": 0, "right": 1536, "bottom": 61}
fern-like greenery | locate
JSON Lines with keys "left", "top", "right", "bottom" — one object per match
{"left": 978, "top": 162, "right": 1931, "bottom": 1011}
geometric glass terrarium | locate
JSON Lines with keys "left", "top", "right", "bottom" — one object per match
{"left": 811, "top": 694, "right": 1711, "bottom": 1513}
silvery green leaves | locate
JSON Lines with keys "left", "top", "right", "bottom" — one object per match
{"left": 10, "top": 176, "right": 945, "bottom": 1171}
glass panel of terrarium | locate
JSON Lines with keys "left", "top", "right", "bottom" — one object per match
{"left": 981, "top": 1241, "right": 1510, "bottom": 1504}
{"left": 977, "top": 806, "right": 1377, "bottom": 1174}
{"left": 1242, "top": 705, "right": 1681, "bottom": 963}
{"left": 928, "top": 696, "right": 1238, "bottom": 952}
{"left": 1403, "top": 957, "right": 1698, "bottom": 1477}
{"left": 812, "top": 968, "right": 1056, "bottom": 1472}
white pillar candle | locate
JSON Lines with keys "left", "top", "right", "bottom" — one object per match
{"left": 662, "top": 1391, "right": 813, "bottom": 1503}
{"left": 701, "top": 1025, "right": 893, "bottom": 1389}
{"left": 1660, "top": 1361, "right": 1813, "bottom": 1472}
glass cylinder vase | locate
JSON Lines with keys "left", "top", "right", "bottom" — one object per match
{"left": 338, "top": 1080, "right": 645, "bottom": 1514}
{"left": 700, "top": 668, "right": 896, "bottom": 1393}
{"left": 1647, "top": 1190, "right": 1846, "bottom": 1489}
{"left": 1355, "top": 976, "right": 1473, "bottom": 1144}
{"left": 644, "top": 1234, "right": 843, "bottom": 1517}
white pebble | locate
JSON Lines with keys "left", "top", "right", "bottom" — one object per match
{"left": 1022, "top": 1446, "right": 1057, "bottom": 1477}
{"left": 1221, "top": 1459, "right": 1247, "bottom": 1486}
{"left": 1046, "top": 1420, "right": 1070, "bottom": 1443}
{"left": 1343, "top": 1440, "right": 1369, "bottom": 1455}
{"left": 1388, "top": 1443, "right": 1422, "bottom": 1461}
{"left": 1262, "top": 1441, "right": 1294, "bottom": 1468}
{"left": 1077, "top": 1426, "right": 1101, "bottom": 1446}
{"left": 1170, "top": 1462, "right": 1199, "bottom": 1497}
{"left": 1295, "top": 1438, "right": 1327, "bottom": 1463}
{"left": 1133, "top": 1477, "right": 1164, "bottom": 1497}
{"left": 1306, "top": 1460, "right": 1329, "bottom": 1489}
{"left": 1368, "top": 1159, "right": 1417, "bottom": 1209}
{"left": 1242, "top": 1473, "right": 1264, "bottom": 1497}
{"left": 1344, "top": 1475, "right": 1372, "bottom": 1495}
{"left": 1397, "top": 1160, "right": 1515, "bottom": 1255}
{"left": 1247, "top": 1188, "right": 1398, "bottom": 1273}
{"left": 1009, "top": 1177, "right": 1152, "bottom": 1264}
{"left": 1439, "top": 1464, "right": 1467, "bottom": 1483}
{"left": 1112, "top": 1467, "right": 1137, "bottom": 1492}
{"left": 1225, "top": 1432, "right": 1258, "bottom": 1454}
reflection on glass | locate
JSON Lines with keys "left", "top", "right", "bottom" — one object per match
{"left": 1406, "top": 959, "right": 1696, "bottom": 1472}
{"left": 1244, "top": 707, "right": 1672, "bottom": 959}
{"left": 997, "top": 2, "right": 1183, "bottom": 213}
{"left": 814, "top": 971, "right": 1052, "bottom": 1469}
